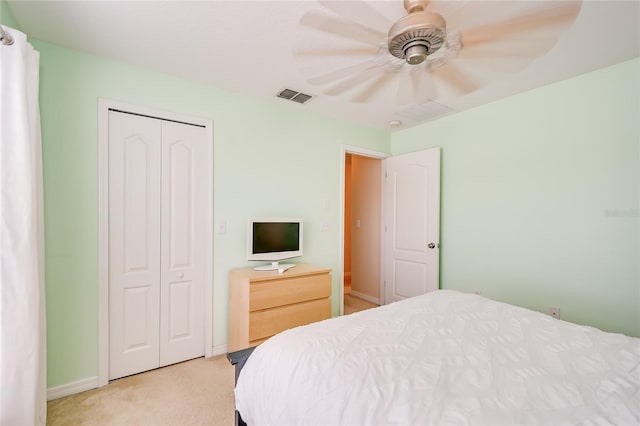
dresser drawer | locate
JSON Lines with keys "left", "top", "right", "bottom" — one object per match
{"left": 249, "top": 298, "right": 331, "bottom": 342}
{"left": 249, "top": 273, "right": 331, "bottom": 311}
{"left": 228, "top": 264, "right": 332, "bottom": 352}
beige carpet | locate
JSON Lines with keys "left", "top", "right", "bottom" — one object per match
{"left": 47, "top": 355, "right": 235, "bottom": 426}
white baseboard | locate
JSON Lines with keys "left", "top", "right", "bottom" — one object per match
{"left": 47, "top": 376, "right": 98, "bottom": 401}
{"left": 350, "top": 291, "right": 380, "bottom": 305}
{"left": 49, "top": 346, "right": 229, "bottom": 401}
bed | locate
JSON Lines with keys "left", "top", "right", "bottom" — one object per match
{"left": 232, "top": 290, "right": 640, "bottom": 425}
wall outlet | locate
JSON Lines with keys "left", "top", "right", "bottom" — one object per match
{"left": 550, "top": 306, "right": 561, "bottom": 319}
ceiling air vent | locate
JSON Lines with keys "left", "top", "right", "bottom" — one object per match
{"left": 276, "top": 88, "right": 312, "bottom": 104}
{"left": 398, "top": 101, "right": 451, "bottom": 122}
{"left": 291, "top": 93, "right": 312, "bottom": 104}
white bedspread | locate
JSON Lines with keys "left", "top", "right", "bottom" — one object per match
{"left": 235, "top": 290, "right": 640, "bottom": 425}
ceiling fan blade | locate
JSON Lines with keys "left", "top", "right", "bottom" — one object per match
{"left": 396, "top": 67, "right": 434, "bottom": 105}
{"left": 293, "top": 46, "right": 379, "bottom": 58}
{"left": 307, "top": 60, "right": 378, "bottom": 86}
{"left": 445, "top": 0, "right": 522, "bottom": 34}
{"left": 459, "top": 2, "right": 581, "bottom": 49}
{"left": 457, "top": 38, "right": 559, "bottom": 61}
{"left": 396, "top": 68, "right": 418, "bottom": 105}
{"left": 450, "top": 56, "right": 532, "bottom": 76}
{"left": 431, "top": 62, "right": 482, "bottom": 96}
{"left": 318, "top": 0, "right": 392, "bottom": 32}
{"left": 323, "top": 64, "right": 385, "bottom": 96}
{"left": 415, "top": 68, "right": 438, "bottom": 104}
{"left": 300, "top": 10, "right": 386, "bottom": 47}
{"left": 351, "top": 71, "right": 396, "bottom": 103}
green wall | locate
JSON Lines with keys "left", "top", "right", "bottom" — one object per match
{"left": 0, "top": 0, "right": 19, "bottom": 28}
{"left": 391, "top": 58, "right": 640, "bottom": 338}
{"left": 32, "top": 39, "right": 388, "bottom": 388}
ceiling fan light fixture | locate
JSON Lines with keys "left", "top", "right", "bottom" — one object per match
{"left": 388, "top": 9, "right": 446, "bottom": 65}
{"left": 404, "top": 41, "right": 429, "bottom": 65}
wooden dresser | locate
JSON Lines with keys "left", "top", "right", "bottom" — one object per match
{"left": 228, "top": 264, "right": 332, "bottom": 352}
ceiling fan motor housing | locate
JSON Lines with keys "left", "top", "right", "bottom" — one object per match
{"left": 388, "top": 10, "right": 447, "bottom": 65}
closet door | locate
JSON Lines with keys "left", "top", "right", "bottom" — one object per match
{"left": 108, "top": 111, "right": 209, "bottom": 380}
{"left": 109, "top": 111, "right": 162, "bottom": 379}
{"left": 159, "top": 121, "right": 208, "bottom": 366}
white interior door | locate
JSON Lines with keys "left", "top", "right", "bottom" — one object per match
{"left": 109, "top": 111, "right": 162, "bottom": 379}
{"left": 109, "top": 111, "right": 208, "bottom": 380}
{"left": 383, "top": 147, "right": 440, "bottom": 304}
{"left": 159, "top": 121, "right": 207, "bottom": 366}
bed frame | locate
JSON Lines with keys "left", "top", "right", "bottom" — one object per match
{"left": 227, "top": 347, "right": 256, "bottom": 426}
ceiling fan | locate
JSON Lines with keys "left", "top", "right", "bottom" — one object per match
{"left": 294, "top": 0, "right": 582, "bottom": 104}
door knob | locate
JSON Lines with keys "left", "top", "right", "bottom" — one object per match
{"left": 428, "top": 242, "right": 436, "bottom": 249}
{"left": 177, "top": 272, "right": 184, "bottom": 279}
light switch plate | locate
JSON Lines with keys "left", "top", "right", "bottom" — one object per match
{"left": 215, "top": 221, "right": 226, "bottom": 234}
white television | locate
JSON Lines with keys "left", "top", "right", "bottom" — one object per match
{"left": 247, "top": 218, "right": 303, "bottom": 271}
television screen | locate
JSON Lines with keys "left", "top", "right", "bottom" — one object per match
{"left": 252, "top": 222, "right": 300, "bottom": 254}
{"left": 247, "top": 218, "right": 303, "bottom": 269}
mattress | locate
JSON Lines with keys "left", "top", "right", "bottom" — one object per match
{"left": 235, "top": 290, "right": 640, "bottom": 425}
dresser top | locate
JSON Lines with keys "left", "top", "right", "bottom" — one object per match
{"left": 229, "top": 263, "right": 331, "bottom": 282}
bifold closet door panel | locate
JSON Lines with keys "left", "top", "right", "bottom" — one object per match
{"left": 109, "top": 111, "right": 162, "bottom": 380}
{"left": 159, "top": 121, "right": 208, "bottom": 366}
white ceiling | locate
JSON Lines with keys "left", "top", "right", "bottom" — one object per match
{"left": 7, "top": 0, "right": 640, "bottom": 131}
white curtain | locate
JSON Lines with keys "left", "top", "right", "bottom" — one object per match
{"left": 0, "top": 27, "right": 47, "bottom": 425}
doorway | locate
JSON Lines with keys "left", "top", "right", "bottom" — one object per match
{"left": 340, "top": 146, "right": 388, "bottom": 315}
{"left": 339, "top": 145, "right": 441, "bottom": 315}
